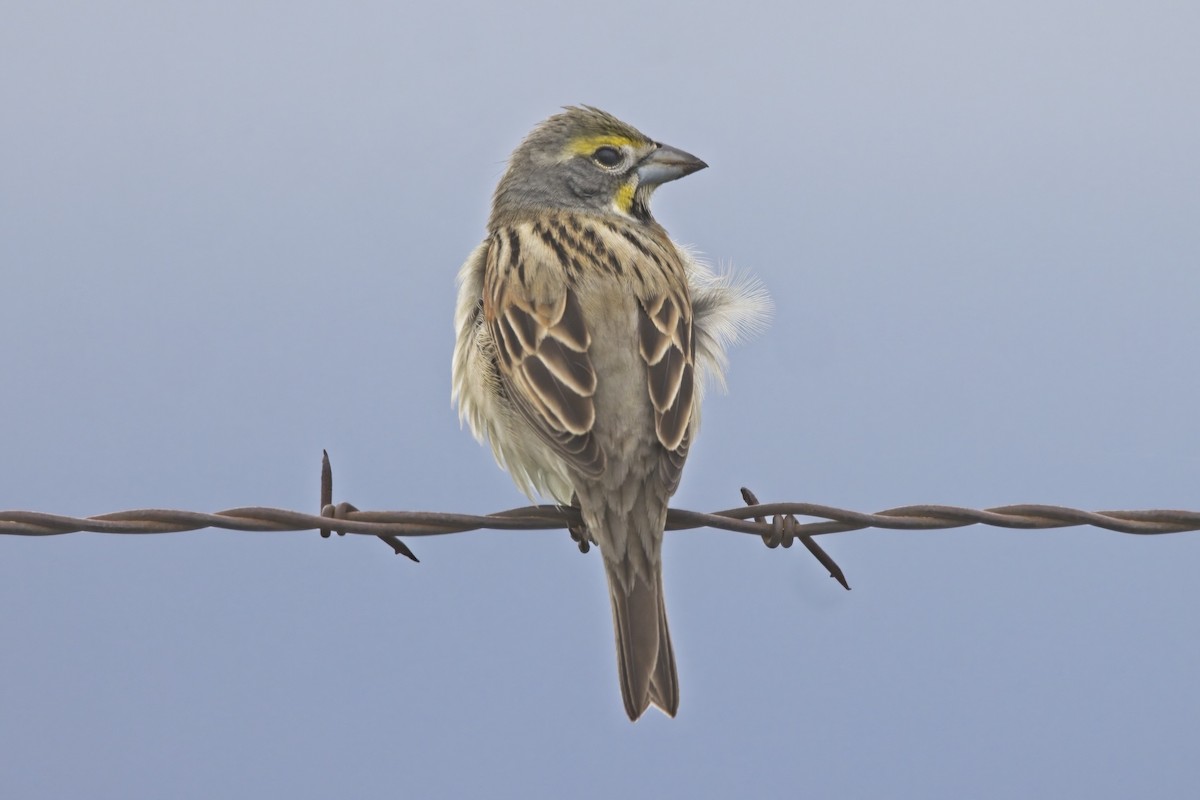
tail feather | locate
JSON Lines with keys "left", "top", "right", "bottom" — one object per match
{"left": 605, "top": 560, "right": 679, "bottom": 721}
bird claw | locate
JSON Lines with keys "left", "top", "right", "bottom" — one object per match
{"left": 568, "top": 493, "right": 591, "bottom": 553}
{"left": 569, "top": 522, "right": 591, "bottom": 553}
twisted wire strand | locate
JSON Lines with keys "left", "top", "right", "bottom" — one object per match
{"left": 4, "top": 503, "right": 1197, "bottom": 539}
{"left": 5, "top": 451, "right": 1197, "bottom": 593}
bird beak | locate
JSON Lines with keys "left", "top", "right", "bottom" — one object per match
{"left": 637, "top": 143, "right": 708, "bottom": 187}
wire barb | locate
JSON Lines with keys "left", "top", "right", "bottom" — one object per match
{"left": 741, "top": 487, "right": 851, "bottom": 590}
{"left": 319, "top": 449, "right": 335, "bottom": 539}
{"left": 319, "top": 451, "right": 419, "bottom": 562}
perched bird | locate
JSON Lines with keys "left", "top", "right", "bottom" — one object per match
{"left": 453, "top": 106, "right": 769, "bottom": 720}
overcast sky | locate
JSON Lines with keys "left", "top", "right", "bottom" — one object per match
{"left": 3, "top": 2, "right": 1199, "bottom": 798}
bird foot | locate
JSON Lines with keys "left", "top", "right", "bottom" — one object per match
{"left": 568, "top": 493, "right": 591, "bottom": 553}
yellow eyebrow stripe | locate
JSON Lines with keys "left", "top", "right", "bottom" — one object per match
{"left": 565, "top": 134, "right": 640, "bottom": 156}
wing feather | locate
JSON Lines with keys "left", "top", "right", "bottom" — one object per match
{"left": 638, "top": 288, "right": 695, "bottom": 491}
{"left": 484, "top": 227, "right": 604, "bottom": 477}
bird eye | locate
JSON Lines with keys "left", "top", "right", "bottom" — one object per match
{"left": 592, "top": 146, "right": 622, "bottom": 168}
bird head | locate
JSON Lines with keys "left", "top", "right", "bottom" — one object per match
{"left": 489, "top": 106, "right": 707, "bottom": 227}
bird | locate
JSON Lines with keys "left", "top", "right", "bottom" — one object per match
{"left": 452, "top": 106, "right": 770, "bottom": 720}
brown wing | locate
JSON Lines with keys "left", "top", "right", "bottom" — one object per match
{"left": 483, "top": 229, "right": 604, "bottom": 477}
{"left": 638, "top": 289, "right": 695, "bottom": 494}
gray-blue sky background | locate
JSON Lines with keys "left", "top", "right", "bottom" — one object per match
{"left": 3, "top": 2, "right": 1199, "bottom": 797}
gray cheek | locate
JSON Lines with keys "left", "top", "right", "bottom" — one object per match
{"left": 566, "top": 173, "right": 592, "bottom": 201}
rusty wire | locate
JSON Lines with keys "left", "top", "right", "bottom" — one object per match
{"left": 3, "top": 452, "right": 1198, "bottom": 592}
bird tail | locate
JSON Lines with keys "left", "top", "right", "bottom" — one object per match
{"left": 604, "top": 558, "right": 679, "bottom": 721}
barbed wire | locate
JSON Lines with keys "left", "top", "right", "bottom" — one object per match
{"left": 3, "top": 452, "right": 1198, "bottom": 591}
